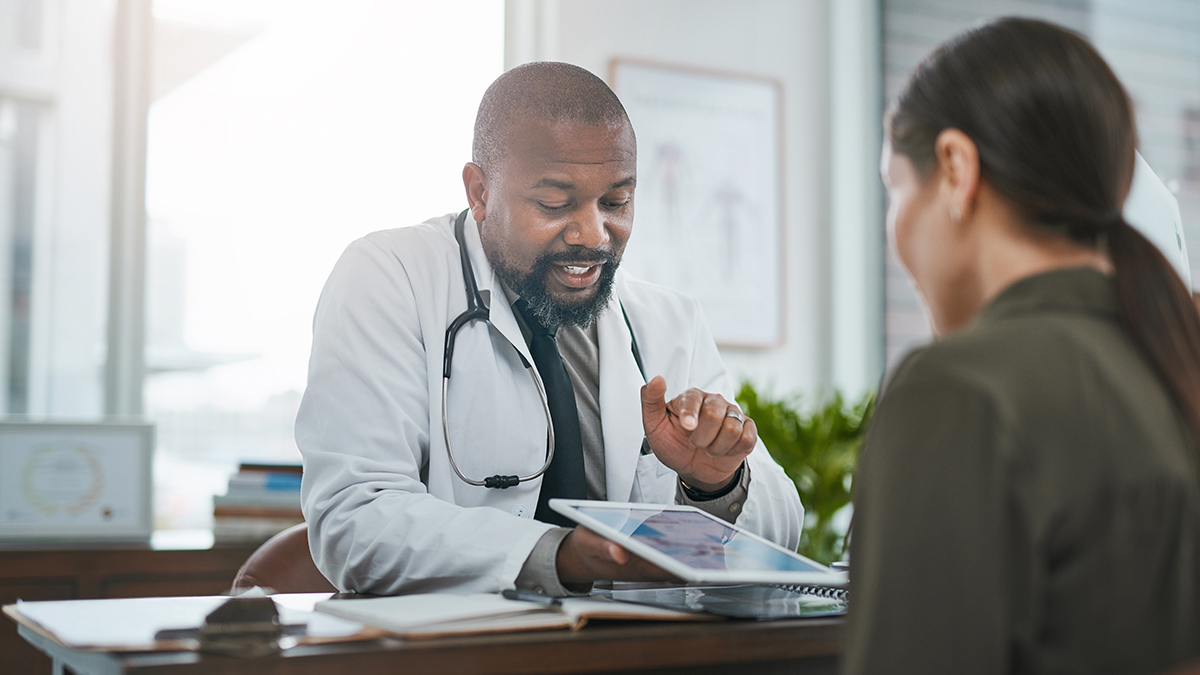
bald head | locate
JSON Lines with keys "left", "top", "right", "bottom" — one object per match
{"left": 472, "top": 62, "right": 633, "bottom": 177}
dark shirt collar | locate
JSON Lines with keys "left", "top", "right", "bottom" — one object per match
{"left": 976, "top": 267, "right": 1118, "bottom": 327}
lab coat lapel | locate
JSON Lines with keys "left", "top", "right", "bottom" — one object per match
{"left": 598, "top": 276, "right": 648, "bottom": 502}
{"left": 463, "top": 214, "right": 533, "bottom": 367}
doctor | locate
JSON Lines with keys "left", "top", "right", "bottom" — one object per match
{"left": 298, "top": 62, "right": 802, "bottom": 596}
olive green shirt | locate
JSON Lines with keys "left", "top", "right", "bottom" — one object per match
{"left": 846, "top": 268, "right": 1200, "bottom": 675}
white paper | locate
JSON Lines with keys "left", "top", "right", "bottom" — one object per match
{"left": 558, "top": 597, "right": 705, "bottom": 622}
{"left": 315, "top": 593, "right": 554, "bottom": 634}
{"left": 12, "top": 593, "right": 362, "bottom": 649}
{"left": 1125, "top": 152, "right": 1191, "bottom": 287}
{"left": 315, "top": 593, "right": 707, "bottom": 638}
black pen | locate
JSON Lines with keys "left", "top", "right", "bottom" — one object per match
{"left": 501, "top": 588, "right": 561, "bottom": 606}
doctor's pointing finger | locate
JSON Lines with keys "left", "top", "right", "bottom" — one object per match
{"left": 640, "top": 375, "right": 756, "bottom": 494}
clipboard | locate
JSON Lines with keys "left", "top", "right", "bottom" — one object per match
{"left": 3, "top": 593, "right": 381, "bottom": 653}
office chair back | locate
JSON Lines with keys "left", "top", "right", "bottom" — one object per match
{"left": 231, "top": 523, "right": 337, "bottom": 594}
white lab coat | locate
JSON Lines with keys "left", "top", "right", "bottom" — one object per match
{"left": 297, "top": 212, "right": 803, "bottom": 594}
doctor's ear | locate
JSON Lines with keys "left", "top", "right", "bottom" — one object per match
{"left": 462, "top": 162, "right": 489, "bottom": 223}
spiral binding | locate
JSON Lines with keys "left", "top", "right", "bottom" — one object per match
{"left": 773, "top": 584, "right": 849, "bottom": 602}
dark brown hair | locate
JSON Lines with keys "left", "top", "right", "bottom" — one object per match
{"left": 889, "top": 17, "right": 1200, "bottom": 441}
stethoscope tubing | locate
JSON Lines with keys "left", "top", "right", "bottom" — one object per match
{"left": 442, "top": 210, "right": 555, "bottom": 488}
{"left": 441, "top": 371, "right": 556, "bottom": 488}
{"left": 441, "top": 209, "right": 646, "bottom": 489}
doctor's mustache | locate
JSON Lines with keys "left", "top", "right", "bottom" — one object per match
{"left": 538, "top": 246, "right": 620, "bottom": 267}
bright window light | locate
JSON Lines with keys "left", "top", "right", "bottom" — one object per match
{"left": 144, "top": 0, "right": 504, "bottom": 530}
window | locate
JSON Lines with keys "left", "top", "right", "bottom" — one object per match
{"left": 0, "top": 0, "right": 110, "bottom": 419}
{"left": 145, "top": 0, "right": 504, "bottom": 529}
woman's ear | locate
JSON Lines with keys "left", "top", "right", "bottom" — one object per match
{"left": 934, "top": 129, "right": 981, "bottom": 223}
{"left": 462, "top": 162, "right": 489, "bottom": 223}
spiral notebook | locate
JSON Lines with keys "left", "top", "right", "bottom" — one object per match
{"left": 315, "top": 593, "right": 713, "bottom": 639}
{"left": 605, "top": 583, "right": 846, "bottom": 620}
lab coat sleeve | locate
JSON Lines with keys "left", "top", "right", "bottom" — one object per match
{"left": 684, "top": 299, "right": 804, "bottom": 551}
{"left": 297, "top": 237, "right": 556, "bottom": 594}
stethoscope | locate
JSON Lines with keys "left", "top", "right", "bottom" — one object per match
{"left": 442, "top": 209, "right": 645, "bottom": 489}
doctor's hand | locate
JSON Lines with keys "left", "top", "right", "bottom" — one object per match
{"left": 556, "top": 526, "right": 678, "bottom": 585}
{"left": 640, "top": 375, "right": 755, "bottom": 492}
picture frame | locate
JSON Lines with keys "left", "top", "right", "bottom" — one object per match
{"left": 0, "top": 421, "right": 154, "bottom": 542}
{"left": 611, "top": 59, "right": 786, "bottom": 348}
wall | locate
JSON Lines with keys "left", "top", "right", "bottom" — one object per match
{"left": 506, "top": 0, "right": 844, "bottom": 398}
{"left": 829, "top": 0, "right": 885, "bottom": 398}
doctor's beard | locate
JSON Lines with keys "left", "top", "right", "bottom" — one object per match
{"left": 494, "top": 246, "right": 619, "bottom": 329}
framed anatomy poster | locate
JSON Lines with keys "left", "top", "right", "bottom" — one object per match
{"left": 0, "top": 421, "right": 154, "bottom": 542}
{"left": 611, "top": 59, "right": 785, "bottom": 347}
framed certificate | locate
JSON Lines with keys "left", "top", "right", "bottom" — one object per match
{"left": 0, "top": 421, "right": 154, "bottom": 542}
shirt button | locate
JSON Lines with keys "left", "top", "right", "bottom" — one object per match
{"left": 511, "top": 504, "right": 529, "bottom": 518}
{"left": 729, "top": 502, "right": 741, "bottom": 513}
{"left": 534, "top": 586, "right": 546, "bottom": 595}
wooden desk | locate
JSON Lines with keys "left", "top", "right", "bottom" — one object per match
{"left": 0, "top": 532, "right": 258, "bottom": 675}
{"left": 16, "top": 614, "right": 843, "bottom": 675}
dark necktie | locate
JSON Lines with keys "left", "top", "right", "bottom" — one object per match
{"left": 514, "top": 299, "right": 587, "bottom": 527}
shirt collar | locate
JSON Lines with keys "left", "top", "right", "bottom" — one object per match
{"left": 975, "top": 267, "right": 1118, "bottom": 327}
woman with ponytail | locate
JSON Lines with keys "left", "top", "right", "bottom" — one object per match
{"left": 846, "top": 18, "right": 1200, "bottom": 675}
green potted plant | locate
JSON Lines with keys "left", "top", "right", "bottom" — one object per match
{"left": 736, "top": 383, "right": 875, "bottom": 565}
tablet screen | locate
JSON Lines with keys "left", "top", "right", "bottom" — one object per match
{"left": 570, "top": 504, "right": 826, "bottom": 573}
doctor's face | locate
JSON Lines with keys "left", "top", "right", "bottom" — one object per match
{"left": 471, "top": 118, "right": 637, "bottom": 327}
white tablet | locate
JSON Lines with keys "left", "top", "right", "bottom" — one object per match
{"left": 550, "top": 499, "right": 847, "bottom": 587}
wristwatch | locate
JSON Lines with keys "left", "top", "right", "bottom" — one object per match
{"left": 679, "top": 462, "right": 744, "bottom": 501}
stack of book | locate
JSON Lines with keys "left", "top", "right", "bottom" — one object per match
{"left": 213, "top": 462, "right": 304, "bottom": 542}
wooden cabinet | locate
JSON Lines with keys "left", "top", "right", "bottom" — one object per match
{"left": 0, "top": 533, "right": 257, "bottom": 675}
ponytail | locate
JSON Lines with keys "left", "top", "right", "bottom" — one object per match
{"left": 889, "top": 17, "right": 1200, "bottom": 447}
{"left": 1109, "top": 222, "right": 1200, "bottom": 439}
